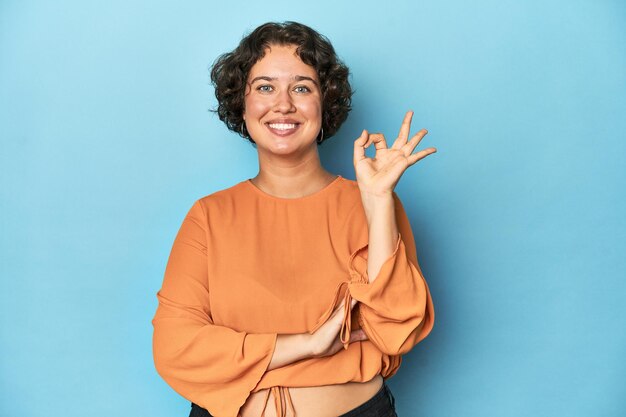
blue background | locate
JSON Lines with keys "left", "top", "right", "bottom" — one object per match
{"left": 1, "top": 1, "right": 625, "bottom": 416}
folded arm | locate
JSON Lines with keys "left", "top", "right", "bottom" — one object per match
{"left": 152, "top": 201, "right": 278, "bottom": 417}
{"left": 152, "top": 200, "right": 366, "bottom": 416}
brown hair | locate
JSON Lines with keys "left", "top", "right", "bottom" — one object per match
{"left": 210, "top": 21, "right": 353, "bottom": 145}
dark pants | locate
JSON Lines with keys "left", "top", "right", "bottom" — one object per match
{"left": 190, "top": 382, "right": 398, "bottom": 417}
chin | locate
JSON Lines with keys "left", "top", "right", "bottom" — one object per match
{"left": 259, "top": 137, "right": 317, "bottom": 156}
{"left": 269, "top": 143, "right": 307, "bottom": 155}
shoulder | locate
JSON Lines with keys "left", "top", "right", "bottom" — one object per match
{"left": 175, "top": 181, "right": 250, "bottom": 222}
{"left": 332, "top": 176, "right": 361, "bottom": 200}
{"left": 195, "top": 180, "right": 249, "bottom": 209}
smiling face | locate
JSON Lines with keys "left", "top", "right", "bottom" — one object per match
{"left": 243, "top": 44, "right": 322, "bottom": 156}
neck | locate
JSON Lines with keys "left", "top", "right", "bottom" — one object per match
{"left": 251, "top": 147, "right": 336, "bottom": 199}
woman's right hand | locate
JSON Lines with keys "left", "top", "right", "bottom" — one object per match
{"left": 268, "top": 300, "right": 368, "bottom": 371}
{"left": 308, "top": 299, "right": 368, "bottom": 358}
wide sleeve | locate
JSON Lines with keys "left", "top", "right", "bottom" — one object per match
{"left": 347, "top": 193, "right": 435, "bottom": 356}
{"left": 152, "top": 200, "right": 277, "bottom": 417}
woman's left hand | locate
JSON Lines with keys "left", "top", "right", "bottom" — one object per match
{"left": 353, "top": 110, "right": 436, "bottom": 197}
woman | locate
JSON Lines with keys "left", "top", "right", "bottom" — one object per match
{"left": 152, "top": 21, "right": 436, "bottom": 417}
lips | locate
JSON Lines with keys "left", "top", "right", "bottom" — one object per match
{"left": 265, "top": 120, "right": 301, "bottom": 136}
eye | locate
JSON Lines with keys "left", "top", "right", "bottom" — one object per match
{"left": 294, "top": 85, "right": 311, "bottom": 93}
{"left": 257, "top": 84, "right": 273, "bottom": 92}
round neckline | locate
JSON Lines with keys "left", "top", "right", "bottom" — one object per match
{"left": 245, "top": 175, "right": 343, "bottom": 201}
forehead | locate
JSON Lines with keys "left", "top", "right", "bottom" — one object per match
{"left": 248, "top": 44, "right": 319, "bottom": 81}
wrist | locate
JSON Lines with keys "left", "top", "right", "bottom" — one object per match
{"left": 359, "top": 193, "right": 395, "bottom": 225}
{"left": 269, "top": 333, "right": 316, "bottom": 371}
{"left": 301, "top": 332, "right": 320, "bottom": 358}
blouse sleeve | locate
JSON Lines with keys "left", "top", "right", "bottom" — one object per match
{"left": 152, "top": 200, "right": 277, "bottom": 417}
{"left": 347, "top": 193, "right": 435, "bottom": 356}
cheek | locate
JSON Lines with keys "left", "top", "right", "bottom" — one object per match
{"left": 300, "top": 98, "right": 323, "bottom": 118}
{"left": 244, "top": 96, "right": 270, "bottom": 118}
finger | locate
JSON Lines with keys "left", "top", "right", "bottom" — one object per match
{"left": 403, "top": 128, "right": 429, "bottom": 156}
{"left": 350, "top": 329, "right": 368, "bottom": 342}
{"left": 353, "top": 129, "right": 369, "bottom": 164}
{"left": 407, "top": 147, "right": 437, "bottom": 166}
{"left": 368, "top": 133, "right": 388, "bottom": 151}
{"left": 392, "top": 110, "right": 414, "bottom": 150}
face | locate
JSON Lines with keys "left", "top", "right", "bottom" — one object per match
{"left": 243, "top": 44, "right": 322, "bottom": 156}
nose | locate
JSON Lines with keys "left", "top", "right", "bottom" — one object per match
{"left": 273, "top": 89, "right": 296, "bottom": 113}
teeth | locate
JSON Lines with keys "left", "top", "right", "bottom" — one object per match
{"left": 268, "top": 123, "right": 297, "bottom": 130}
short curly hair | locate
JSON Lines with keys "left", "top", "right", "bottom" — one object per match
{"left": 210, "top": 21, "right": 353, "bottom": 145}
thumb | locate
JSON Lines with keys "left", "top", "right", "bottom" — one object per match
{"left": 353, "top": 129, "right": 369, "bottom": 164}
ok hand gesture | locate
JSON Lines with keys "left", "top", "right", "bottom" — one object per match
{"left": 353, "top": 111, "right": 437, "bottom": 197}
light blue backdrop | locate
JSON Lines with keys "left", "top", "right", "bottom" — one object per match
{"left": 1, "top": 1, "right": 624, "bottom": 416}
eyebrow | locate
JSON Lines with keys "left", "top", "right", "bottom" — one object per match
{"left": 249, "top": 75, "right": 319, "bottom": 85}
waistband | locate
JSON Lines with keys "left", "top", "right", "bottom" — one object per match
{"left": 190, "top": 382, "right": 395, "bottom": 417}
{"left": 339, "top": 382, "right": 395, "bottom": 417}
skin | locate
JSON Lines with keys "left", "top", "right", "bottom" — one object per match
{"left": 243, "top": 44, "right": 335, "bottom": 199}
{"left": 354, "top": 112, "right": 437, "bottom": 283}
{"left": 241, "top": 43, "right": 437, "bottom": 371}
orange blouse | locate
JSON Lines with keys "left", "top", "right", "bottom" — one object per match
{"left": 152, "top": 176, "right": 434, "bottom": 417}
